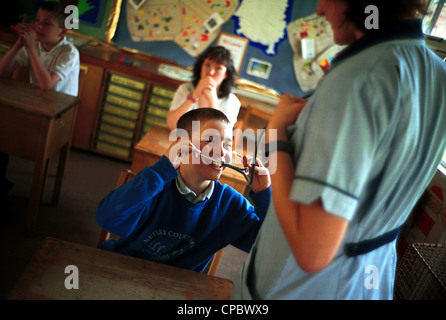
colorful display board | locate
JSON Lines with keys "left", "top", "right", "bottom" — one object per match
{"left": 126, "top": 0, "right": 239, "bottom": 56}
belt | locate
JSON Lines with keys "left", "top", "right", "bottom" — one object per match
{"left": 345, "top": 223, "right": 406, "bottom": 258}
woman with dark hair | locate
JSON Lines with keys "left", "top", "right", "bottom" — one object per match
{"left": 166, "top": 46, "right": 240, "bottom": 130}
{"left": 232, "top": 0, "right": 446, "bottom": 299}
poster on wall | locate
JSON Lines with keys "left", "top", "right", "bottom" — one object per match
{"left": 246, "top": 58, "right": 272, "bottom": 79}
{"left": 126, "top": 0, "right": 239, "bottom": 57}
{"left": 40, "top": 0, "right": 121, "bottom": 42}
{"left": 287, "top": 14, "right": 344, "bottom": 92}
{"left": 217, "top": 32, "right": 248, "bottom": 72}
{"left": 232, "top": 0, "right": 292, "bottom": 56}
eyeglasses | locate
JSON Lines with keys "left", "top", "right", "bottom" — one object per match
{"left": 194, "top": 130, "right": 262, "bottom": 185}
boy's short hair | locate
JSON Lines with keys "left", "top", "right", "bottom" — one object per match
{"left": 177, "top": 108, "right": 230, "bottom": 136}
{"left": 39, "top": 1, "right": 67, "bottom": 28}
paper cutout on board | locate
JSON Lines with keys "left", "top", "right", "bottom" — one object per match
{"left": 126, "top": 0, "right": 239, "bottom": 57}
{"left": 287, "top": 14, "right": 344, "bottom": 92}
{"left": 233, "top": 0, "right": 291, "bottom": 56}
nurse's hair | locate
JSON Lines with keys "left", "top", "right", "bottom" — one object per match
{"left": 176, "top": 108, "right": 230, "bottom": 137}
{"left": 343, "top": 0, "right": 429, "bottom": 33}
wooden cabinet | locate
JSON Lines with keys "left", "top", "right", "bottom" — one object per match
{"left": 87, "top": 69, "right": 181, "bottom": 161}
{"left": 72, "top": 63, "right": 104, "bottom": 150}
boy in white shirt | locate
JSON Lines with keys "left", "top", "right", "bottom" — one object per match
{"left": 0, "top": 1, "right": 79, "bottom": 195}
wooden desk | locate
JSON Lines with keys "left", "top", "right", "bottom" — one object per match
{"left": 131, "top": 126, "right": 248, "bottom": 195}
{"left": 0, "top": 79, "right": 80, "bottom": 231}
{"left": 8, "top": 237, "right": 233, "bottom": 300}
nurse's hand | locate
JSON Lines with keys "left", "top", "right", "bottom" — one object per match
{"left": 266, "top": 93, "right": 307, "bottom": 142}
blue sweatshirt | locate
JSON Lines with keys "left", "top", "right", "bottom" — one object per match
{"left": 96, "top": 156, "right": 271, "bottom": 272}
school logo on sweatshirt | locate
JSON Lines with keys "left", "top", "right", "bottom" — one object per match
{"left": 142, "top": 229, "right": 196, "bottom": 261}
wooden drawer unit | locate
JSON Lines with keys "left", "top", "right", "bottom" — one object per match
{"left": 94, "top": 72, "right": 147, "bottom": 159}
{"left": 140, "top": 84, "right": 175, "bottom": 136}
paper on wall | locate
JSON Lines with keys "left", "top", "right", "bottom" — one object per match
{"left": 287, "top": 14, "right": 344, "bottom": 92}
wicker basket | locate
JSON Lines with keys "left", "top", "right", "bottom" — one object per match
{"left": 394, "top": 243, "right": 446, "bottom": 300}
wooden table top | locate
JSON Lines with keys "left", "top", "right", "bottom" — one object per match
{"left": 0, "top": 78, "right": 81, "bottom": 118}
{"left": 8, "top": 237, "right": 233, "bottom": 300}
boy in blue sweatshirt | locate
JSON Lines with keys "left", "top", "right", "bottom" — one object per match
{"left": 96, "top": 108, "right": 271, "bottom": 272}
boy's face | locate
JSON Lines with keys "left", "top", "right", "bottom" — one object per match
{"left": 189, "top": 119, "right": 233, "bottom": 181}
{"left": 35, "top": 9, "right": 66, "bottom": 44}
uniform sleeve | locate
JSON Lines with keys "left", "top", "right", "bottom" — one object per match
{"left": 95, "top": 156, "right": 179, "bottom": 237}
{"left": 289, "top": 71, "right": 393, "bottom": 221}
{"left": 51, "top": 45, "right": 79, "bottom": 82}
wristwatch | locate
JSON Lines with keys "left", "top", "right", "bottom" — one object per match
{"left": 265, "top": 141, "right": 294, "bottom": 157}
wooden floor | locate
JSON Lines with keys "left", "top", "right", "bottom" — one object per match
{"left": 0, "top": 149, "right": 247, "bottom": 299}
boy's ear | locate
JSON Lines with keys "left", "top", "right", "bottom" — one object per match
{"left": 60, "top": 27, "right": 68, "bottom": 37}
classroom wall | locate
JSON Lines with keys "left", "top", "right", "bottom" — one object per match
{"left": 113, "top": 0, "right": 319, "bottom": 98}
{"left": 8, "top": 0, "right": 319, "bottom": 97}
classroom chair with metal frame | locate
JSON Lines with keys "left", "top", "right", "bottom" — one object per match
{"left": 96, "top": 169, "right": 224, "bottom": 276}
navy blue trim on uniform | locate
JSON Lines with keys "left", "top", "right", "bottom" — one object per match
{"left": 345, "top": 223, "right": 406, "bottom": 257}
{"left": 294, "top": 176, "right": 358, "bottom": 200}
{"left": 329, "top": 19, "right": 424, "bottom": 72}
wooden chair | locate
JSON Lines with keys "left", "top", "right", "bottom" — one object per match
{"left": 97, "top": 169, "right": 224, "bottom": 276}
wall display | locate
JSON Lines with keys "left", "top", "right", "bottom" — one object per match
{"left": 217, "top": 32, "right": 248, "bottom": 72}
{"left": 56, "top": 0, "right": 122, "bottom": 42}
{"left": 126, "top": 0, "right": 239, "bottom": 56}
{"left": 246, "top": 58, "right": 271, "bottom": 79}
{"left": 287, "top": 13, "right": 343, "bottom": 91}
{"left": 233, "top": 0, "right": 291, "bottom": 56}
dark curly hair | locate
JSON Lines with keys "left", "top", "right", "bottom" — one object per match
{"left": 343, "top": 0, "right": 429, "bottom": 33}
{"left": 192, "top": 46, "right": 236, "bottom": 99}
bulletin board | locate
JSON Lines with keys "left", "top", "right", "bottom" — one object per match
{"left": 125, "top": 0, "right": 239, "bottom": 57}
{"left": 287, "top": 13, "right": 344, "bottom": 92}
{"left": 112, "top": 0, "right": 320, "bottom": 98}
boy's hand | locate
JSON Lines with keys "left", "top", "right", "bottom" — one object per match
{"left": 18, "top": 23, "right": 37, "bottom": 50}
{"left": 165, "top": 137, "right": 201, "bottom": 169}
{"left": 243, "top": 156, "right": 271, "bottom": 193}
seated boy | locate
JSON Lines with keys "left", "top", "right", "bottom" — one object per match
{"left": 0, "top": 2, "right": 80, "bottom": 195}
{"left": 0, "top": 1, "right": 79, "bottom": 96}
{"left": 96, "top": 108, "right": 271, "bottom": 272}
